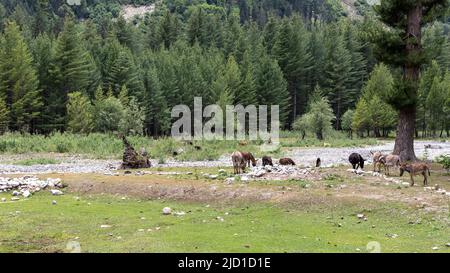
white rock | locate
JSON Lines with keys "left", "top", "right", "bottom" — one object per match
{"left": 162, "top": 207, "right": 172, "bottom": 215}
{"left": 1, "top": 198, "right": 6, "bottom": 202}
{"left": 11, "top": 197, "right": 20, "bottom": 201}
{"left": 52, "top": 200, "right": 57, "bottom": 205}
{"left": 241, "top": 176, "right": 249, "bottom": 182}
{"left": 22, "top": 190, "right": 31, "bottom": 198}
{"left": 432, "top": 246, "right": 439, "bottom": 250}
{"left": 209, "top": 175, "right": 219, "bottom": 179}
{"left": 218, "top": 169, "right": 226, "bottom": 174}
{"left": 51, "top": 189, "right": 63, "bottom": 196}
{"left": 100, "top": 225, "right": 111, "bottom": 228}
{"left": 12, "top": 191, "right": 20, "bottom": 196}
{"left": 357, "top": 214, "right": 365, "bottom": 219}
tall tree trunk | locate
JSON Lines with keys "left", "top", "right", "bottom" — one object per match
{"left": 393, "top": 106, "right": 416, "bottom": 161}
{"left": 393, "top": 4, "right": 422, "bottom": 161}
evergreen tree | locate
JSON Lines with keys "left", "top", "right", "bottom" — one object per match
{"left": 0, "top": 21, "right": 42, "bottom": 132}
{"left": 373, "top": 0, "right": 449, "bottom": 160}
{"left": 50, "top": 17, "right": 97, "bottom": 130}
{"left": 273, "top": 16, "right": 312, "bottom": 124}
{"left": 0, "top": 98, "right": 9, "bottom": 133}
{"left": 254, "top": 52, "right": 290, "bottom": 127}
{"left": 119, "top": 97, "right": 145, "bottom": 136}
{"left": 323, "top": 31, "right": 352, "bottom": 129}
{"left": 67, "top": 91, "right": 94, "bottom": 134}
{"left": 294, "top": 89, "right": 335, "bottom": 140}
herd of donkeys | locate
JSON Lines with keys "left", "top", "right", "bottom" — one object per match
{"left": 231, "top": 150, "right": 431, "bottom": 186}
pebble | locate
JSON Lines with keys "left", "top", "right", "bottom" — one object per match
{"left": 1, "top": 197, "right": 6, "bottom": 202}
{"left": 52, "top": 200, "right": 57, "bottom": 205}
{"left": 51, "top": 189, "right": 64, "bottom": 196}
{"left": 162, "top": 207, "right": 172, "bottom": 215}
{"left": 100, "top": 225, "right": 111, "bottom": 228}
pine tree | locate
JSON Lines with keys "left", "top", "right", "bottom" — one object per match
{"left": 143, "top": 65, "right": 171, "bottom": 136}
{"left": 0, "top": 21, "right": 42, "bottom": 132}
{"left": 323, "top": 31, "right": 352, "bottom": 130}
{"left": 67, "top": 91, "right": 94, "bottom": 134}
{"left": 373, "top": 0, "right": 449, "bottom": 160}
{"left": 254, "top": 53, "right": 290, "bottom": 127}
{"left": 272, "top": 16, "right": 312, "bottom": 124}
{"left": 119, "top": 97, "right": 145, "bottom": 136}
{"left": 426, "top": 77, "right": 446, "bottom": 136}
{"left": 418, "top": 60, "right": 441, "bottom": 137}
{"left": 0, "top": 98, "right": 9, "bottom": 133}
{"left": 50, "top": 17, "right": 96, "bottom": 130}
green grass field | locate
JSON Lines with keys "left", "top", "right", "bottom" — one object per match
{"left": 0, "top": 191, "right": 448, "bottom": 253}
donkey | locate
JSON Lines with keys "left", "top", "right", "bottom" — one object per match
{"left": 231, "top": 151, "right": 247, "bottom": 174}
{"left": 378, "top": 154, "right": 401, "bottom": 176}
{"left": 349, "top": 153, "right": 365, "bottom": 170}
{"left": 262, "top": 156, "right": 273, "bottom": 167}
{"left": 279, "top": 158, "right": 296, "bottom": 166}
{"left": 370, "top": 151, "right": 384, "bottom": 172}
{"left": 241, "top": 152, "right": 258, "bottom": 167}
{"left": 400, "top": 162, "right": 431, "bottom": 186}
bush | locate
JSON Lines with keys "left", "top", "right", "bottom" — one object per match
{"left": 437, "top": 154, "right": 450, "bottom": 171}
{"left": 294, "top": 93, "right": 335, "bottom": 140}
{"left": 93, "top": 97, "right": 125, "bottom": 133}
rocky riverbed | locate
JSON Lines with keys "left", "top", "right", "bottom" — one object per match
{"left": 0, "top": 140, "right": 448, "bottom": 174}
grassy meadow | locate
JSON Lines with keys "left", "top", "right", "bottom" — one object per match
{"left": 0, "top": 191, "right": 448, "bottom": 253}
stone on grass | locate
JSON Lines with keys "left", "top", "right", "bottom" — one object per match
{"left": 52, "top": 200, "right": 57, "bottom": 205}
{"left": 51, "top": 189, "right": 63, "bottom": 196}
{"left": 1, "top": 198, "right": 6, "bottom": 202}
{"left": 162, "top": 207, "right": 172, "bottom": 215}
{"left": 100, "top": 225, "right": 111, "bottom": 228}
{"left": 11, "top": 197, "right": 20, "bottom": 201}
{"left": 22, "top": 190, "right": 31, "bottom": 198}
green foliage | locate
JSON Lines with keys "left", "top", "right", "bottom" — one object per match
{"left": 352, "top": 64, "right": 397, "bottom": 136}
{"left": 93, "top": 96, "right": 125, "bottom": 133}
{"left": 119, "top": 97, "right": 146, "bottom": 136}
{"left": 0, "top": 98, "right": 9, "bottom": 133}
{"left": 294, "top": 88, "right": 335, "bottom": 140}
{"left": 341, "top": 109, "right": 354, "bottom": 133}
{"left": 67, "top": 92, "right": 94, "bottom": 134}
{"left": 0, "top": 21, "right": 42, "bottom": 132}
{"left": 437, "top": 154, "right": 450, "bottom": 170}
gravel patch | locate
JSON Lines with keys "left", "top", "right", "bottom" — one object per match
{"left": 0, "top": 140, "right": 448, "bottom": 174}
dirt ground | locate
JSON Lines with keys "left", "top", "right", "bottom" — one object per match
{"left": 26, "top": 164, "right": 448, "bottom": 218}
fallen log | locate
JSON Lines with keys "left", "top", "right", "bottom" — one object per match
{"left": 120, "top": 136, "right": 151, "bottom": 169}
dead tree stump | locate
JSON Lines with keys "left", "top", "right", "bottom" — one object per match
{"left": 120, "top": 136, "right": 151, "bottom": 169}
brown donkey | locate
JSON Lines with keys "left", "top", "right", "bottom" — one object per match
{"left": 231, "top": 151, "right": 247, "bottom": 174}
{"left": 241, "top": 152, "right": 258, "bottom": 167}
{"left": 400, "top": 162, "right": 431, "bottom": 186}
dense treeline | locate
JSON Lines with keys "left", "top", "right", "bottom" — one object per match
{"left": 0, "top": 0, "right": 449, "bottom": 138}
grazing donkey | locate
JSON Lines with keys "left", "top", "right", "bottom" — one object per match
{"left": 370, "top": 151, "right": 384, "bottom": 172}
{"left": 378, "top": 154, "right": 401, "bottom": 175}
{"left": 279, "top": 158, "right": 296, "bottom": 166}
{"left": 241, "top": 152, "right": 258, "bottom": 167}
{"left": 349, "top": 153, "right": 365, "bottom": 170}
{"left": 400, "top": 162, "right": 431, "bottom": 186}
{"left": 231, "top": 151, "right": 247, "bottom": 174}
{"left": 262, "top": 156, "right": 273, "bottom": 167}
